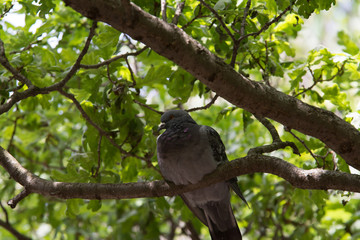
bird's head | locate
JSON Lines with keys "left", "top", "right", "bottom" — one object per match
{"left": 158, "top": 110, "right": 196, "bottom": 131}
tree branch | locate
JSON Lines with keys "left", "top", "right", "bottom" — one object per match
{"left": 79, "top": 47, "right": 147, "bottom": 69}
{"left": 237, "top": 1, "right": 295, "bottom": 43}
{"left": 249, "top": 114, "right": 300, "bottom": 155}
{"left": 0, "top": 202, "right": 9, "bottom": 223}
{"left": 2, "top": 146, "right": 360, "bottom": 208}
{"left": 133, "top": 99, "right": 164, "bottom": 115}
{"left": 0, "top": 218, "right": 31, "bottom": 240}
{"left": 61, "top": 0, "right": 360, "bottom": 170}
{"left": 240, "top": 0, "right": 252, "bottom": 37}
{"left": 59, "top": 90, "right": 157, "bottom": 169}
{"left": 0, "top": 20, "right": 98, "bottom": 115}
{"left": 172, "top": 1, "right": 185, "bottom": 25}
{"left": 50, "top": 20, "right": 97, "bottom": 89}
{"left": 230, "top": 0, "right": 251, "bottom": 67}
{"left": 161, "top": 0, "right": 167, "bottom": 22}
{"left": 7, "top": 189, "right": 30, "bottom": 209}
{"left": 0, "top": 39, "right": 33, "bottom": 87}
{"left": 199, "top": 0, "right": 235, "bottom": 42}
{"left": 0, "top": 4, "right": 13, "bottom": 19}
{"left": 187, "top": 94, "right": 219, "bottom": 112}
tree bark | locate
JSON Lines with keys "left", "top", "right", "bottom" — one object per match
{"left": 2, "top": 146, "right": 360, "bottom": 205}
{"left": 62, "top": 0, "right": 360, "bottom": 170}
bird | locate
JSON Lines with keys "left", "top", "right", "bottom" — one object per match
{"left": 157, "top": 109, "right": 247, "bottom": 240}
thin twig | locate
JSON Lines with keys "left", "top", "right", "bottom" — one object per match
{"left": 330, "top": 150, "right": 338, "bottom": 170}
{"left": 0, "top": 39, "right": 33, "bottom": 87}
{"left": 106, "top": 64, "right": 116, "bottom": 85}
{"left": 125, "top": 57, "right": 137, "bottom": 87}
{"left": 183, "top": 221, "right": 201, "bottom": 240}
{"left": 79, "top": 47, "right": 148, "bottom": 69}
{"left": 293, "top": 66, "right": 319, "bottom": 97}
{"left": 172, "top": 1, "right": 186, "bottom": 24}
{"left": 263, "top": 40, "right": 270, "bottom": 86}
{"left": 161, "top": 0, "right": 168, "bottom": 22}
{"left": 253, "top": 114, "right": 280, "bottom": 142}
{"left": 248, "top": 141, "right": 300, "bottom": 156}
{"left": 133, "top": 99, "right": 164, "bottom": 115}
{"left": 0, "top": 219, "right": 32, "bottom": 240}
{"left": 249, "top": 114, "right": 300, "bottom": 155}
{"left": 60, "top": 90, "right": 159, "bottom": 170}
{"left": 166, "top": 216, "right": 177, "bottom": 240}
{"left": 58, "top": 89, "right": 110, "bottom": 136}
{"left": 248, "top": 48, "right": 266, "bottom": 72}
{"left": 11, "top": 145, "right": 64, "bottom": 171}
{"left": 7, "top": 189, "right": 30, "bottom": 209}
{"left": 199, "top": 0, "right": 235, "bottom": 42}
{"left": 7, "top": 114, "right": 19, "bottom": 151}
{"left": 9, "top": 39, "right": 42, "bottom": 55}
{"left": 286, "top": 128, "right": 320, "bottom": 166}
{"left": 187, "top": 94, "right": 219, "bottom": 112}
{"left": 238, "top": 1, "right": 295, "bottom": 43}
{"left": 0, "top": 20, "right": 99, "bottom": 115}
{"left": 94, "top": 135, "right": 102, "bottom": 177}
{"left": 0, "top": 4, "right": 13, "bottom": 19}
{"left": 230, "top": 0, "right": 252, "bottom": 68}
{"left": 241, "top": 0, "right": 252, "bottom": 37}
{"left": 293, "top": 62, "right": 346, "bottom": 97}
{"left": 52, "top": 21, "right": 97, "bottom": 89}
{"left": 0, "top": 202, "right": 9, "bottom": 224}
{"left": 182, "top": 5, "right": 205, "bottom": 29}
{"left": 6, "top": 83, "right": 24, "bottom": 93}
{"left": 230, "top": 41, "right": 240, "bottom": 67}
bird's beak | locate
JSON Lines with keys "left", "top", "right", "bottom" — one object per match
{"left": 158, "top": 122, "right": 166, "bottom": 131}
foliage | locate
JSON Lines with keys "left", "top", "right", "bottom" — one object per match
{"left": 0, "top": 0, "right": 359, "bottom": 239}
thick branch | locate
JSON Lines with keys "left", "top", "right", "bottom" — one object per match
{"left": 2, "top": 146, "right": 360, "bottom": 207}
{"left": 62, "top": 0, "right": 360, "bottom": 170}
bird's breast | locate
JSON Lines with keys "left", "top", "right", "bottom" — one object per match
{"left": 157, "top": 129, "right": 217, "bottom": 185}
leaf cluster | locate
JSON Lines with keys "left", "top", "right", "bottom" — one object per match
{"left": 0, "top": 0, "right": 359, "bottom": 239}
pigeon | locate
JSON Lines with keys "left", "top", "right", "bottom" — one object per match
{"left": 157, "top": 109, "right": 247, "bottom": 240}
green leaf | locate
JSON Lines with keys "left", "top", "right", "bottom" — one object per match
{"left": 87, "top": 199, "right": 102, "bottom": 212}
{"left": 66, "top": 199, "right": 83, "bottom": 218}
{"left": 322, "top": 84, "right": 350, "bottom": 110}
{"left": 242, "top": 110, "right": 254, "bottom": 132}
{"left": 168, "top": 68, "right": 195, "bottom": 103}
{"left": 214, "top": 0, "right": 232, "bottom": 11}
{"left": 274, "top": 13, "right": 303, "bottom": 37}
{"left": 337, "top": 31, "right": 360, "bottom": 56}
{"left": 69, "top": 88, "right": 92, "bottom": 103}
{"left": 137, "top": 65, "right": 172, "bottom": 87}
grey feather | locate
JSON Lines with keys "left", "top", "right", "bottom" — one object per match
{"left": 206, "top": 126, "right": 249, "bottom": 207}
{"left": 157, "top": 110, "right": 247, "bottom": 240}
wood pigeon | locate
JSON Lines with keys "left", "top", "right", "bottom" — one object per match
{"left": 157, "top": 110, "right": 247, "bottom": 240}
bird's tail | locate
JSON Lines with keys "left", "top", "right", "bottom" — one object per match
{"left": 209, "top": 225, "right": 242, "bottom": 240}
{"left": 203, "top": 202, "right": 242, "bottom": 240}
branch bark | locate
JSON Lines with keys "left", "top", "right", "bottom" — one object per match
{"left": 0, "top": 219, "right": 31, "bottom": 240}
{"left": 2, "top": 146, "right": 360, "bottom": 207}
{"left": 61, "top": 0, "right": 360, "bottom": 170}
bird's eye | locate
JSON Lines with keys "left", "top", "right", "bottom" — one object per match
{"left": 169, "top": 114, "right": 175, "bottom": 120}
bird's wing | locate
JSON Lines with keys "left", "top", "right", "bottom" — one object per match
{"left": 205, "top": 126, "right": 248, "bottom": 206}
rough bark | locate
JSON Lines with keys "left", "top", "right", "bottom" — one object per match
{"left": 62, "top": 0, "right": 360, "bottom": 169}
{"left": 2, "top": 146, "right": 360, "bottom": 206}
